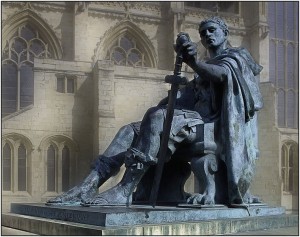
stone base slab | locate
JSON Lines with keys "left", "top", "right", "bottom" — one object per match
{"left": 9, "top": 203, "right": 286, "bottom": 227}
{"left": 2, "top": 212, "right": 298, "bottom": 235}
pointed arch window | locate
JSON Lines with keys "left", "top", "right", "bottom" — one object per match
{"left": 2, "top": 137, "right": 31, "bottom": 193}
{"left": 281, "top": 141, "right": 298, "bottom": 193}
{"left": 47, "top": 145, "right": 56, "bottom": 192}
{"left": 106, "top": 35, "right": 146, "bottom": 67}
{"left": 18, "top": 144, "right": 27, "bottom": 191}
{"left": 2, "top": 24, "right": 53, "bottom": 118}
{"left": 41, "top": 136, "right": 78, "bottom": 195}
{"left": 3, "top": 143, "right": 12, "bottom": 191}
{"left": 62, "top": 145, "right": 70, "bottom": 192}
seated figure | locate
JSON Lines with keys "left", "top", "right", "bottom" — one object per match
{"left": 47, "top": 16, "right": 263, "bottom": 207}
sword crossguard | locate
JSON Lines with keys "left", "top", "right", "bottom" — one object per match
{"left": 165, "top": 75, "right": 188, "bottom": 85}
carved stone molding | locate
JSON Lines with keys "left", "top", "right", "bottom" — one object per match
{"left": 38, "top": 134, "right": 79, "bottom": 152}
{"left": 88, "top": 2, "right": 162, "bottom": 24}
{"left": 2, "top": 133, "right": 35, "bottom": 152}
{"left": 185, "top": 8, "right": 243, "bottom": 28}
{"left": 27, "top": 2, "right": 67, "bottom": 13}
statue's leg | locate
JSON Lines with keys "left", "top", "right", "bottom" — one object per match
{"left": 46, "top": 124, "right": 136, "bottom": 205}
{"left": 187, "top": 154, "right": 218, "bottom": 205}
{"left": 82, "top": 148, "right": 157, "bottom": 206}
{"left": 82, "top": 107, "right": 165, "bottom": 206}
{"left": 134, "top": 106, "right": 164, "bottom": 157}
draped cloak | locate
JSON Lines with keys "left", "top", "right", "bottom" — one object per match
{"left": 207, "top": 47, "right": 263, "bottom": 204}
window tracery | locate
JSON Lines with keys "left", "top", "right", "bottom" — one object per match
{"left": 2, "top": 24, "right": 53, "bottom": 118}
{"left": 106, "top": 35, "right": 146, "bottom": 67}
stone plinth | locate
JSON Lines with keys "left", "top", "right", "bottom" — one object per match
{"left": 9, "top": 203, "right": 286, "bottom": 227}
{"left": 2, "top": 203, "right": 297, "bottom": 235}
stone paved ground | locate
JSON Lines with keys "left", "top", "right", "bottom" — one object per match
{"left": 2, "top": 226, "right": 299, "bottom": 236}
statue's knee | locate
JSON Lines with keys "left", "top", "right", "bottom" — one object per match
{"left": 117, "top": 124, "right": 135, "bottom": 140}
{"left": 147, "top": 107, "right": 164, "bottom": 123}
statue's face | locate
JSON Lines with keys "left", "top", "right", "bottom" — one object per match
{"left": 199, "top": 22, "right": 227, "bottom": 49}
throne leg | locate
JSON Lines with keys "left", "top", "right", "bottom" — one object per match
{"left": 189, "top": 153, "right": 218, "bottom": 205}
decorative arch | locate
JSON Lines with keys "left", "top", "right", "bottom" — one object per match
{"left": 2, "top": 133, "right": 33, "bottom": 193}
{"left": 39, "top": 134, "right": 79, "bottom": 194}
{"left": 39, "top": 134, "right": 79, "bottom": 151}
{"left": 93, "top": 20, "right": 157, "bottom": 68}
{"left": 3, "top": 132, "right": 34, "bottom": 149}
{"left": 2, "top": 7, "right": 63, "bottom": 59}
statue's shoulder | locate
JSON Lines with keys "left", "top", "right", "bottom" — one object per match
{"left": 224, "top": 47, "right": 249, "bottom": 57}
{"left": 225, "top": 47, "right": 263, "bottom": 75}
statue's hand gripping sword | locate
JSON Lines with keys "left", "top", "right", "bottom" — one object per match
{"left": 149, "top": 33, "right": 191, "bottom": 207}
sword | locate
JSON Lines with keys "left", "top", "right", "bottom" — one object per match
{"left": 149, "top": 33, "right": 191, "bottom": 207}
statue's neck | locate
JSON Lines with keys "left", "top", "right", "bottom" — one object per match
{"left": 208, "top": 42, "right": 227, "bottom": 59}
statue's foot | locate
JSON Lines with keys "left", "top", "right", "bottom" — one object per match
{"left": 46, "top": 186, "right": 83, "bottom": 205}
{"left": 243, "top": 192, "right": 262, "bottom": 204}
{"left": 187, "top": 193, "right": 215, "bottom": 205}
{"left": 82, "top": 184, "right": 131, "bottom": 206}
{"left": 46, "top": 170, "right": 100, "bottom": 206}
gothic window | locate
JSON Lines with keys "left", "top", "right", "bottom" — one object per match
{"left": 47, "top": 145, "right": 56, "bottom": 192}
{"left": 268, "top": 2, "right": 299, "bottom": 128}
{"left": 3, "top": 143, "right": 12, "bottom": 191}
{"left": 185, "top": 1, "right": 239, "bottom": 14}
{"left": 2, "top": 24, "right": 53, "bottom": 118}
{"left": 18, "top": 144, "right": 27, "bottom": 191}
{"left": 106, "top": 35, "right": 146, "bottom": 67}
{"left": 46, "top": 144, "right": 72, "bottom": 192}
{"left": 62, "top": 146, "right": 70, "bottom": 192}
{"left": 2, "top": 136, "right": 31, "bottom": 193}
{"left": 41, "top": 136, "right": 77, "bottom": 194}
{"left": 56, "top": 74, "right": 76, "bottom": 93}
{"left": 281, "top": 141, "right": 298, "bottom": 193}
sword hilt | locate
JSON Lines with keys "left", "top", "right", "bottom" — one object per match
{"left": 174, "top": 32, "right": 192, "bottom": 75}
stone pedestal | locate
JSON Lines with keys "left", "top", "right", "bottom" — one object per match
{"left": 2, "top": 203, "right": 298, "bottom": 235}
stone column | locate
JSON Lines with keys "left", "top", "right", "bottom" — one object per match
{"left": 92, "top": 60, "right": 116, "bottom": 157}
{"left": 243, "top": 2, "right": 269, "bottom": 82}
{"left": 73, "top": 2, "right": 89, "bottom": 61}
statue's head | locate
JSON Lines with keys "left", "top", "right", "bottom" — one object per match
{"left": 198, "top": 16, "right": 229, "bottom": 51}
{"left": 199, "top": 16, "right": 229, "bottom": 35}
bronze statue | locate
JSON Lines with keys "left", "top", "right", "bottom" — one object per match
{"left": 47, "top": 16, "right": 263, "bottom": 207}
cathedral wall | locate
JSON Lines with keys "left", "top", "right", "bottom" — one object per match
{"left": 251, "top": 82, "right": 281, "bottom": 206}
{"left": 2, "top": 58, "right": 94, "bottom": 212}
